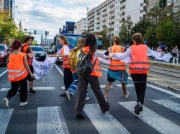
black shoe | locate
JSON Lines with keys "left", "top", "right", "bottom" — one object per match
{"left": 76, "top": 115, "right": 85, "bottom": 119}
{"left": 102, "top": 102, "right": 110, "bottom": 113}
{"left": 134, "top": 104, "right": 140, "bottom": 115}
{"left": 29, "top": 89, "right": 36, "bottom": 94}
{"left": 60, "top": 93, "right": 67, "bottom": 97}
{"left": 17, "top": 90, "right": 20, "bottom": 93}
{"left": 139, "top": 106, "right": 143, "bottom": 111}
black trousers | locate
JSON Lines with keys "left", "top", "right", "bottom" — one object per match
{"left": 75, "top": 75, "right": 109, "bottom": 115}
{"left": 64, "top": 68, "right": 73, "bottom": 90}
{"left": 6, "top": 77, "right": 28, "bottom": 102}
{"left": 131, "top": 74, "right": 147, "bottom": 104}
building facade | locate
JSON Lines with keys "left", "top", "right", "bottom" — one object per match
{"left": 87, "top": 0, "right": 144, "bottom": 36}
{"left": 74, "top": 18, "right": 87, "bottom": 34}
{"left": 42, "top": 38, "right": 54, "bottom": 46}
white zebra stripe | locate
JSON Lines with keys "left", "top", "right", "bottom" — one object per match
{"left": 37, "top": 106, "right": 69, "bottom": 134}
{"left": 153, "top": 99, "right": 180, "bottom": 114}
{"left": 84, "top": 104, "right": 130, "bottom": 134}
{"left": 0, "top": 109, "right": 13, "bottom": 134}
{"left": 119, "top": 101, "right": 180, "bottom": 134}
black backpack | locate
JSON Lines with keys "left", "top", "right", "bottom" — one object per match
{"left": 76, "top": 49, "right": 97, "bottom": 76}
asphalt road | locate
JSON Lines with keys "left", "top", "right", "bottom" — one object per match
{"left": 0, "top": 64, "right": 180, "bottom": 134}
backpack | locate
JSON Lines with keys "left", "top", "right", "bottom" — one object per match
{"left": 69, "top": 47, "right": 79, "bottom": 69}
{"left": 76, "top": 49, "right": 97, "bottom": 76}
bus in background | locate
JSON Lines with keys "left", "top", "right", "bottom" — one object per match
{"left": 94, "top": 34, "right": 103, "bottom": 50}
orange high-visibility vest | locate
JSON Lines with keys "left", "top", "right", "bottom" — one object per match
{"left": 60, "top": 45, "right": 70, "bottom": 68}
{"left": 8, "top": 52, "right": 28, "bottom": 82}
{"left": 129, "top": 44, "right": 150, "bottom": 74}
{"left": 108, "top": 45, "right": 126, "bottom": 70}
{"left": 22, "top": 43, "right": 33, "bottom": 65}
{"left": 82, "top": 46, "right": 102, "bottom": 77}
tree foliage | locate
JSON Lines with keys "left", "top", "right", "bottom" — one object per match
{"left": 119, "top": 17, "right": 133, "bottom": 45}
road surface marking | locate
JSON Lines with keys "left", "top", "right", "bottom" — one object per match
{"left": 37, "top": 106, "right": 69, "bottom": 134}
{"left": 147, "top": 84, "right": 180, "bottom": 99}
{"left": 84, "top": 104, "right": 130, "bottom": 134}
{"left": 102, "top": 67, "right": 180, "bottom": 98}
{"left": 119, "top": 101, "right": 180, "bottom": 134}
{"left": 153, "top": 99, "right": 180, "bottom": 114}
{"left": 61, "top": 85, "right": 113, "bottom": 90}
{"left": 116, "top": 84, "right": 134, "bottom": 88}
{"left": 0, "top": 109, "right": 13, "bottom": 134}
{"left": 0, "top": 70, "right": 8, "bottom": 77}
{"left": 55, "top": 65, "right": 64, "bottom": 77}
{"left": 0, "top": 87, "right": 55, "bottom": 91}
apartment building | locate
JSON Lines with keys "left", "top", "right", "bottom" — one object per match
{"left": 74, "top": 18, "right": 87, "bottom": 34}
{"left": 87, "top": 0, "right": 144, "bottom": 36}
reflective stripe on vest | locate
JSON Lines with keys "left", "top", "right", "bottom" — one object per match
{"left": 108, "top": 45, "right": 126, "bottom": 70}
{"left": 8, "top": 69, "right": 27, "bottom": 78}
{"left": 129, "top": 44, "right": 150, "bottom": 74}
{"left": 8, "top": 70, "right": 21, "bottom": 73}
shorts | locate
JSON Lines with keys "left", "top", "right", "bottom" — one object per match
{"left": 26, "top": 65, "right": 35, "bottom": 81}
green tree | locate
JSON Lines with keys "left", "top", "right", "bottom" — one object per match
{"left": 144, "top": 26, "right": 157, "bottom": 47}
{"left": 119, "top": 17, "right": 133, "bottom": 45}
{"left": 99, "top": 25, "right": 109, "bottom": 49}
{"left": 131, "top": 20, "right": 152, "bottom": 36}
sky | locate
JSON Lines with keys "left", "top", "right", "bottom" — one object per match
{"left": 14, "top": 0, "right": 105, "bottom": 43}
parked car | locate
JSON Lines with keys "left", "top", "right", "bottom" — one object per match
{"left": 30, "top": 46, "right": 46, "bottom": 61}
{"left": 0, "top": 44, "right": 8, "bottom": 65}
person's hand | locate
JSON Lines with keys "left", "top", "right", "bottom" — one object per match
{"left": 30, "top": 74, "right": 35, "bottom": 79}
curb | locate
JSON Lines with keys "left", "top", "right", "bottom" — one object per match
{"left": 150, "top": 61, "right": 180, "bottom": 69}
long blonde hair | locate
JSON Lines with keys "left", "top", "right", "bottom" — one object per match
{"left": 77, "top": 38, "right": 85, "bottom": 48}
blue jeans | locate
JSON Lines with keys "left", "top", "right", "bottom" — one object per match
{"left": 68, "top": 73, "right": 89, "bottom": 97}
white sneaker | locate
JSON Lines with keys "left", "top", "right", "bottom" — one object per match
{"left": 124, "top": 91, "right": 129, "bottom": 98}
{"left": 66, "top": 91, "right": 71, "bottom": 100}
{"left": 3, "top": 98, "right": 9, "bottom": 108}
{"left": 105, "top": 97, "right": 110, "bottom": 103}
{"left": 85, "top": 96, "right": 90, "bottom": 101}
{"left": 20, "top": 101, "right": 28, "bottom": 106}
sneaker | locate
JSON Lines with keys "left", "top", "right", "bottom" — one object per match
{"left": 3, "top": 98, "right": 9, "bottom": 108}
{"left": 85, "top": 96, "right": 90, "bottom": 101}
{"left": 29, "top": 89, "right": 36, "bottom": 94}
{"left": 66, "top": 91, "right": 71, "bottom": 100}
{"left": 20, "top": 101, "right": 28, "bottom": 106}
{"left": 105, "top": 97, "right": 110, "bottom": 103}
{"left": 124, "top": 91, "right": 129, "bottom": 98}
{"left": 60, "top": 93, "right": 67, "bottom": 97}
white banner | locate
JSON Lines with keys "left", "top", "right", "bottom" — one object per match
{"left": 32, "top": 57, "right": 57, "bottom": 80}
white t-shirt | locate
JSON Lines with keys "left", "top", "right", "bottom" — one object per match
{"left": 57, "top": 45, "right": 70, "bottom": 55}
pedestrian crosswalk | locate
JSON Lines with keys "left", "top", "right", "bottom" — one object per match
{"left": 0, "top": 99, "right": 180, "bottom": 134}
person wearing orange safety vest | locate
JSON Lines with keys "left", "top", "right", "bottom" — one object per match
{"left": 3, "top": 40, "right": 34, "bottom": 108}
{"left": 21, "top": 36, "right": 36, "bottom": 94}
{"left": 104, "top": 36, "right": 129, "bottom": 103}
{"left": 75, "top": 34, "right": 109, "bottom": 119}
{"left": 112, "top": 33, "right": 150, "bottom": 115}
{"left": 53, "top": 36, "right": 73, "bottom": 97}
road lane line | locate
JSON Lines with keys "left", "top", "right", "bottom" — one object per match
{"left": 55, "top": 65, "right": 64, "bottom": 77}
{"left": 0, "top": 70, "right": 8, "bottom": 77}
{"left": 119, "top": 101, "right": 180, "bottom": 134}
{"left": 61, "top": 85, "right": 113, "bottom": 90}
{"left": 0, "top": 87, "right": 55, "bottom": 91}
{"left": 116, "top": 84, "right": 134, "bottom": 88}
{"left": 102, "top": 67, "right": 180, "bottom": 98}
{"left": 37, "top": 106, "right": 69, "bottom": 134}
{"left": 147, "top": 84, "right": 180, "bottom": 98}
{"left": 0, "top": 109, "right": 14, "bottom": 134}
{"left": 153, "top": 99, "right": 180, "bottom": 114}
{"left": 84, "top": 104, "right": 130, "bottom": 134}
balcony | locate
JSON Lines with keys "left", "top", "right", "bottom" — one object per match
{"left": 110, "top": 10, "right": 115, "bottom": 14}
{"left": 120, "top": 5, "right": 126, "bottom": 10}
{"left": 120, "top": 11, "right": 125, "bottom": 16}
{"left": 109, "top": 16, "right": 115, "bottom": 19}
{"left": 97, "top": 12, "right": 100, "bottom": 15}
{"left": 97, "top": 22, "right": 100, "bottom": 25}
{"left": 97, "top": 17, "right": 100, "bottom": 20}
{"left": 120, "top": 0, "right": 126, "bottom": 4}
{"left": 103, "top": 14, "right": 108, "bottom": 17}
{"left": 110, "top": 5, "right": 115, "bottom": 9}
{"left": 103, "top": 9, "right": 107, "bottom": 12}
{"left": 102, "top": 19, "right": 106, "bottom": 22}
{"left": 109, "top": 28, "right": 114, "bottom": 31}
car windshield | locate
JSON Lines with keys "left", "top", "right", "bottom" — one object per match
{"left": 0, "top": 46, "right": 5, "bottom": 51}
{"left": 31, "top": 47, "right": 44, "bottom": 51}
{"left": 66, "top": 36, "right": 82, "bottom": 47}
